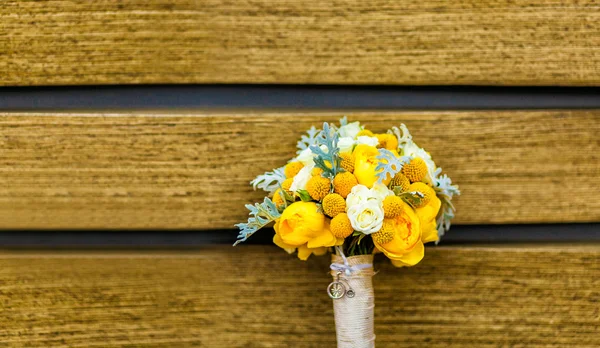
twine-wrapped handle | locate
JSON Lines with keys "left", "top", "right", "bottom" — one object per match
{"left": 330, "top": 253, "right": 375, "bottom": 348}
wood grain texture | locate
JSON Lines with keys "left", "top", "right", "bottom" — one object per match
{"left": 0, "top": 245, "right": 598, "bottom": 347}
{"left": 2, "top": 1, "right": 600, "bottom": 86}
{"left": 0, "top": 110, "right": 599, "bottom": 229}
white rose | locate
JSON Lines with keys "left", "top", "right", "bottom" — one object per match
{"left": 338, "top": 121, "right": 362, "bottom": 139}
{"left": 296, "top": 148, "right": 315, "bottom": 166}
{"left": 345, "top": 184, "right": 372, "bottom": 207}
{"left": 337, "top": 137, "right": 355, "bottom": 154}
{"left": 356, "top": 136, "right": 379, "bottom": 147}
{"left": 347, "top": 200, "right": 384, "bottom": 234}
{"left": 370, "top": 182, "right": 394, "bottom": 201}
{"left": 289, "top": 163, "right": 315, "bottom": 192}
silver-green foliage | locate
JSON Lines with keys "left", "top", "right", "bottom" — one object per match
{"left": 250, "top": 167, "right": 286, "bottom": 194}
{"left": 375, "top": 149, "right": 411, "bottom": 183}
{"left": 433, "top": 171, "right": 461, "bottom": 241}
{"left": 310, "top": 122, "right": 341, "bottom": 178}
{"left": 339, "top": 116, "right": 348, "bottom": 126}
{"left": 234, "top": 198, "right": 282, "bottom": 246}
{"left": 296, "top": 126, "right": 320, "bottom": 154}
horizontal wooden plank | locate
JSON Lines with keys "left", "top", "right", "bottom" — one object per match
{"left": 0, "top": 245, "right": 598, "bottom": 347}
{"left": 1, "top": 1, "right": 600, "bottom": 86}
{"left": 0, "top": 110, "right": 599, "bottom": 229}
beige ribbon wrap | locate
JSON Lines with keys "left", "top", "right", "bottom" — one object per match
{"left": 330, "top": 254, "right": 375, "bottom": 348}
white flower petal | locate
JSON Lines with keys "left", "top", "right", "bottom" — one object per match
{"left": 338, "top": 122, "right": 362, "bottom": 139}
{"left": 356, "top": 136, "right": 379, "bottom": 147}
{"left": 337, "top": 137, "right": 355, "bottom": 154}
{"left": 289, "top": 163, "right": 315, "bottom": 192}
{"left": 347, "top": 199, "right": 384, "bottom": 235}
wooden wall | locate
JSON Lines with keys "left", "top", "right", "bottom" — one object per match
{"left": 1, "top": 110, "right": 598, "bottom": 229}
{"left": 1, "top": 246, "right": 598, "bottom": 347}
{"left": 1, "top": 1, "right": 599, "bottom": 347}
{"left": 1, "top": 0, "right": 599, "bottom": 86}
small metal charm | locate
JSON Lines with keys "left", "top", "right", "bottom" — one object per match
{"left": 327, "top": 281, "right": 346, "bottom": 299}
{"left": 328, "top": 271, "right": 346, "bottom": 299}
{"left": 328, "top": 271, "right": 356, "bottom": 299}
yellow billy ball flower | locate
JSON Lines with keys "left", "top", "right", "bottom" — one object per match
{"left": 357, "top": 129, "right": 374, "bottom": 137}
{"left": 390, "top": 172, "right": 410, "bottom": 192}
{"left": 372, "top": 219, "right": 396, "bottom": 244}
{"left": 340, "top": 153, "right": 355, "bottom": 173}
{"left": 272, "top": 189, "right": 286, "bottom": 206}
{"left": 306, "top": 175, "right": 331, "bottom": 201}
{"left": 402, "top": 157, "right": 428, "bottom": 183}
{"left": 331, "top": 213, "right": 354, "bottom": 238}
{"left": 311, "top": 167, "right": 324, "bottom": 177}
{"left": 383, "top": 195, "right": 404, "bottom": 218}
{"left": 333, "top": 172, "right": 358, "bottom": 198}
{"left": 322, "top": 193, "right": 346, "bottom": 217}
{"left": 281, "top": 178, "right": 294, "bottom": 194}
{"left": 376, "top": 133, "right": 399, "bottom": 151}
{"left": 284, "top": 161, "right": 304, "bottom": 178}
{"left": 408, "top": 182, "right": 435, "bottom": 208}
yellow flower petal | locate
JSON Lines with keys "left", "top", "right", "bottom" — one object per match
{"left": 373, "top": 201, "right": 424, "bottom": 266}
{"left": 273, "top": 233, "right": 296, "bottom": 254}
{"left": 353, "top": 144, "right": 385, "bottom": 188}
{"left": 297, "top": 244, "right": 313, "bottom": 261}
{"left": 312, "top": 247, "right": 329, "bottom": 256}
{"left": 390, "top": 241, "right": 424, "bottom": 267}
{"left": 416, "top": 194, "right": 442, "bottom": 244}
{"left": 278, "top": 202, "right": 326, "bottom": 246}
{"left": 306, "top": 221, "right": 337, "bottom": 248}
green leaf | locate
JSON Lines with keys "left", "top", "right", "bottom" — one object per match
{"left": 398, "top": 191, "right": 424, "bottom": 209}
{"left": 297, "top": 189, "right": 312, "bottom": 202}
{"left": 278, "top": 185, "right": 294, "bottom": 202}
{"left": 392, "top": 186, "right": 405, "bottom": 196}
{"left": 356, "top": 234, "right": 367, "bottom": 245}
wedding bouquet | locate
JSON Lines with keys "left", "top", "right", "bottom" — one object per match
{"left": 235, "top": 117, "right": 459, "bottom": 347}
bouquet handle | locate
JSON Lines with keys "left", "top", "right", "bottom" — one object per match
{"left": 329, "top": 254, "right": 376, "bottom": 348}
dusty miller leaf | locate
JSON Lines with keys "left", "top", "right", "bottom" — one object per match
{"left": 296, "top": 126, "right": 321, "bottom": 154}
{"left": 389, "top": 124, "right": 413, "bottom": 147}
{"left": 234, "top": 198, "right": 282, "bottom": 246}
{"left": 339, "top": 116, "right": 348, "bottom": 126}
{"left": 250, "top": 167, "right": 286, "bottom": 194}
{"left": 434, "top": 173, "right": 460, "bottom": 242}
{"left": 375, "top": 149, "right": 411, "bottom": 183}
{"left": 309, "top": 122, "right": 341, "bottom": 178}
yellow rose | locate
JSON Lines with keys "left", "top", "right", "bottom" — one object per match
{"left": 373, "top": 200, "right": 424, "bottom": 267}
{"left": 415, "top": 194, "right": 442, "bottom": 244}
{"left": 272, "top": 202, "right": 341, "bottom": 260}
{"left": 353, "top": 144, "right": 392, "bottom": 188}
